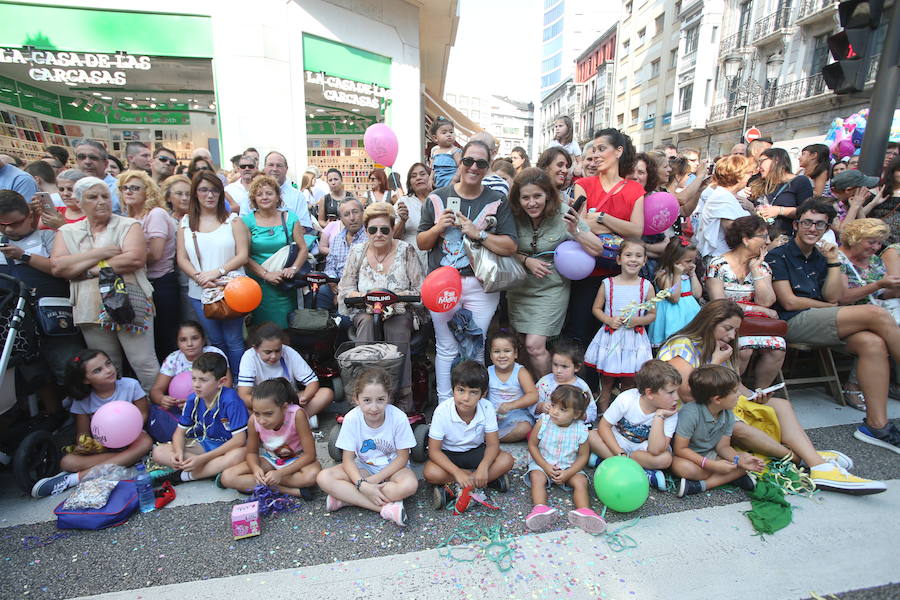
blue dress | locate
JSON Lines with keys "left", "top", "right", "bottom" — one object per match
{"left": 487, "top": 364, "right": 535, "bottom": 438}
{"left": 649, "top": 275, "right": 701, "bottom": 346}
{"left": 432, "top": 150, "right": 459, "bottom": 188}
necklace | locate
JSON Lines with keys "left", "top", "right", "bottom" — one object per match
{"left": 372, "top": 244, "right": 391, "bottom": 272}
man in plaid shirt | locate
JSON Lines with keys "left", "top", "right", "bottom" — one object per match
{"left": 320, "top": 197, "right": 367, "bottom": 311}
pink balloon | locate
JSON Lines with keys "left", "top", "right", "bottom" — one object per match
{"left": 168, "top": 370, "right": 194, "bottom": 400}
{"left": 554, "top": 240, "right": 595, "bottom": 280}
{"left": 364, "top": 124, "right": 399, "bottom": 167}
{"left": 643, "top": 192, "right": 679, "bottom": 235}
{"left": 836, "top": 139, "right": 855, "bottom": 159}
{"left": 91, "top": 401, "right": 144, "bottom": 449}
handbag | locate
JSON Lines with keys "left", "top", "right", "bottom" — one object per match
{"left": 191, "top": 232, "right": 246, "bottom": 320}
{"left": 36, "top": 296, "right": 78, "bottom": 336}
{"left": 463, "top": 236, "right": 527, "bottom": 293}
{"left": 589, "top": 180, "right": 628, "bottom": 272}
{"left": 259, "top": 213, "right": 309, "bottom": 291}
{"left": 54, "top": 480, "right": 138, "bottom": 530}
{"left": 287, "top": 307, "right": 333, "bottom": 331}
{"left": 739, "top": 311, "right": 788, "bottom": 337}
{"left": 97, "top": 261, "right": 135, "bottom": 325}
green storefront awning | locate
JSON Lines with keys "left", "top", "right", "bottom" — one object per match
{"left": 302, "top": 33, "right": 390, "bottom": 88}
{"left": 0, "top": 2, "right": 213, "bottom": 58}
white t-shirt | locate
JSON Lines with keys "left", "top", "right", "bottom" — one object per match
{"left": 534, "top": 374, "right": 596, "bottom": 424}
{"left": 428, "top": 398, "right": 498, "bottom": 452}
{"left": 549, "top": 140, "right": 582, "bottom": 157}
{"left": 313, "top": 179, "right": 330, "bottom": 202}
{"left": 224, "top": 181, "right": 252, "bottom": 216}
{"left": 694, "top": 186, "right": 749, "bottom": 258}
{"left": 336, "top": 404, "right": 416, "bottom": 469}
{"left": 160, "top": 346, "right": 227, "bottom": 377}
{"left": 601, "top": 388, "right": 678, "bottom": 452}
{"left": 69, "top": 377, "right": 145, "bottom": 415}
{"left": 237, "top": 345, "right": 317, "bottom": 388}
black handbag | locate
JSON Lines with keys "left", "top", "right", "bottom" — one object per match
{"left": 277, "top": 212, "right": 308, "bottom": 292}
{"left": 98, "top": 262, "right": 135, "bottom": 325}
{"left": 36, "top": 296, "right": 78, "bottom": 336}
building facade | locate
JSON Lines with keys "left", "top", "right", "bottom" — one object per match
{"left": 538, "top": 77, "right": 577, "bottom": 153}
{"left": 612, "top": 0, "right": 723, "bottom": 153}
{"left": 574, "top": 25, "right": 617, "bottom": 144}
{"left": 679, "top": 0, "right": 891, "bottom": 161}
{"left": 443, "top": 92, "right": 534, "bottom": 156}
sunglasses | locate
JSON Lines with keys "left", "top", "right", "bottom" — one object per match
{"left": 367, "top": 226, "right": 391, "bottom": 235}
{"left": 76, "top": 153, "right": 102, "bottom": 162}
{"left": 118, "top": 184, "right": 144, "bottom": 193}
{"left": 156, "top": 156, "right": 177, "bottom": 165}
{"left": 195, "top": 166, "right": 213, "bottom": 171}
{"left": 461, "top": 157, "right": 489, "bottom": 169}
{"left": 238, "top": 164, "right": 255, "bottom": 170}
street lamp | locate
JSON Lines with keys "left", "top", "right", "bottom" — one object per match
{"left": 764, "top": 53, "right": 784, "bottom": 107}
{"left": 738, "top": 103, "right": 750, "bottom": 144}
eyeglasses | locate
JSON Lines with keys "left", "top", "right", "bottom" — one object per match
{"left": 238, "top": 164, "right": 255, "bottom": 170}
{"left": 156, "top": 156, "right": 177, "bottom": 165}
{"left": 751, "top": 233, "right": 769, "bottom": 240}
{"left": 0, "top": 215, "right": 28, "bottom": 227}
{"left": 367, "top": 225, "right": 391, "bottom": 235}
{"left": 461, "top": 157, "right": 489, "bottom": 169}
{"left": 798, "top": 219, "right": 828, "bottom": 231}
{"left": 76, "top": 153, "right": 102, "bottom": 162}
{"left": 118, "top": 185, "right": 144, "bottom": 193}
{"left": 197, "top": 187, "right": 219, "bottom": 195}
{"left": 195, "top": 166, "right": 212, "bottom": 171}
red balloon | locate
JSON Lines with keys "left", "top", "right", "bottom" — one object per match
{"left": 224, "top": 276, "right": 262, "bottom": 313}
{"left": 421, "top": 266, "right": 461, "bottom": 313}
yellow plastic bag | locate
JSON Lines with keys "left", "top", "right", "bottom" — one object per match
{"left": 734, "top": 396, "right": 781, "bottom": 457}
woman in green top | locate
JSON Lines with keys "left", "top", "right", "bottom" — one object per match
{"left": 507, "top": 168, "right": 602, "bottom": 376}
{"left": 241, "top": 175, "right": 309, "bottom": 328}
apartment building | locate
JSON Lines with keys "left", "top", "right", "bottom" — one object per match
{"left": 681, "top": 0, "right": 891, "bottom": 158}
{"left": 444, "top": 92, "right": 535, "bottom": 156}
{"left": 574, "top": 25, "right": 617, "bottom": 144}
{"left": 538, "top": 76, "right": 577, "bottom": 152}
{"left": 612, "top": 0, "right": 721, "bottom": 151}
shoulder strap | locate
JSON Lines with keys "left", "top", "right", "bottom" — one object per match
{"left": 607, "top": 278, "right": 614, "bottom": 315}
{"left": 280, "top": 211, "right": 291, "bottom": 245}
{"left": 594, "top": 179, "right": 628, "bottom": 213}
{"left": 191, "top": 231, "right": 204, "bottom": 270}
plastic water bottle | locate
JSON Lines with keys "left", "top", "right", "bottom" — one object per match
{"left": 134, "top": 464, "right": 156, "bottom": 513}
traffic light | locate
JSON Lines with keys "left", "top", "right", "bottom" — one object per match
{"left": 822, "top": 0, "right": 884, "bottom": 94}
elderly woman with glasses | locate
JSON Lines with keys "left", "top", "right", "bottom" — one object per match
{"left": 705, "top": 215, "right": 785, "bottom": 389}
{"left": 50, "top": 176, "right": 160, "bottom": 391}
{"left": 119, "top": 169, "right": 179, "bottom": 359}
{"left": 338, "top": 201, "right": 424, "bottom": 410}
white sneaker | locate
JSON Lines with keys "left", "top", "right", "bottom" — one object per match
{"left": 308, "top": 415, "right": 318, "bottom": 430}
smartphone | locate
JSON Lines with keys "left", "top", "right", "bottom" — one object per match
{"left": 747, "top": 382, "right": 786, "bottom": 400}
{"left": 33, "top": 191, "right": 55, "bottom": 214}
{"left": 445, "top": 196, "right": 461, "bottom": 223}
{"left": 706, "top": 163, "right": 715, "bottom": 176}
{"left": 570, "top": 195, "right": 587, "bottom": 215}
{"left": 0, "top": 235, "right": 7, "bottom": 247}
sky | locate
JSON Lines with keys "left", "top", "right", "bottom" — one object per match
{"left": 444, "top": 0, "right": 542, "bottom": 104}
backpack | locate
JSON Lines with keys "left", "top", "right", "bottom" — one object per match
{"left": 54, "top": 480, "right": 138, "bottom": 530}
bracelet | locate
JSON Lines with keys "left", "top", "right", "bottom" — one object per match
{"left": 826, "top": 262, "right": 841, "bottom": 268}
{"left": 700, "top": 457, "right": 707, "bottom": 469}
{"left": 752, "top": 274, "right": 770, "bottom": 281}
{"left": 355, "top": 478, "right": 366, "bottom": 490}
{"left": 733, "top": 455, "right": 740, "bottom": 466}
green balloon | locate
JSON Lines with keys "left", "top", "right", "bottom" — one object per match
{"left": 593, "top": 456, "right": 650, "bottom": 512}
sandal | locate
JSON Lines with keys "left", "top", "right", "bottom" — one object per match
{"left": 842, "top": 389, "right": 867, "bottom": 412}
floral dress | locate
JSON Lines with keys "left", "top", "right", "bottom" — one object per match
{"left": 838, "top": 250, "right": 885, "bottom": 305}
{"left": 706, "top": 256, "right": 785, "bottom": 351}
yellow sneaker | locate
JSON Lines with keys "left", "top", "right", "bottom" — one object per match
{"left": 816, "top": 450, "right": 853, "bottom": 470}
{"left": 810, "top": 464, "right": 886, "bottom": 495}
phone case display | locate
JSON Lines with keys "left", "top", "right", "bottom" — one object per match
{"left": 307, "top": 137, "right": 374, "bottom": 196}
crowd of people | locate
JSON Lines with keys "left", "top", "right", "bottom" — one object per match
{"left": 1, "top": 121, "right": 898, "bottom": 530}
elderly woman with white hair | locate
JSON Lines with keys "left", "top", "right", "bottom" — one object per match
{"left": 50, "top": 176, "right": 159, "bottom": 391}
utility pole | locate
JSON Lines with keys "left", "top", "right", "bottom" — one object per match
{"left": 858, "top": 0, "right": 900, "bottom": 176}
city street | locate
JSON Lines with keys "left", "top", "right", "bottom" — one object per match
{"left": 3, "top": 389, "right": 898, "bottom": 600}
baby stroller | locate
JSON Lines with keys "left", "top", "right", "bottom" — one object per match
{"left": 0, "top": 273, "right": 61, "bottom": 493}
{"left": 326, "top": 290, "right": 434, "bottom": 463}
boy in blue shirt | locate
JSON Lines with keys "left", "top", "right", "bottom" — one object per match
{"left": 152, "top": 353, "right": 248, "bottom": 483}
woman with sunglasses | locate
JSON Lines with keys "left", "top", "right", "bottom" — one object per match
{"left": 242, "top": 175, "right": 309, "bottom": 329}
{"left": 224, "top": 154, "right": 259, "bottom": 215}
{"left": 338, "top": 202, "right": 424, "bottom": 410}
{"left": 418, "top": 140, "right": 518, "bottom": 402}
{"left": 119, "top": 169, "right": 180, "bottom": 360}
{"left": 507, "top": 168, "right": 601, "bottom": 376}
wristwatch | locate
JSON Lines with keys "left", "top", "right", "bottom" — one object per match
{"left": 478, "top": 229, "right": 489, "bottom": 241}
{"left": 595, "top": 212, "right": 606, "bottom": 224}
{"left": 19, "top": 253, "right": 31, "bottom": 264}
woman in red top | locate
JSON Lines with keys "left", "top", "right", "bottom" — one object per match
{"left": 564, "top": 128, "right": 644, "bottom": 384}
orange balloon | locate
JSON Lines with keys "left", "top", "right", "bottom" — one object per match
{"left": 224, "top": 276, "right": 262, "bottom": 313}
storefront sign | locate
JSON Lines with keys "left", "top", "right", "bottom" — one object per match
{"left": 0, "top": 48, "right": 151, "bottom": 86}
{"left": 16, "top": 80, "right": 61, "bottom": 118}
{"left": 108, "top": 109, "right": 190, "bottom": 125}
{"left": 305, "top": 71, "right": 389, "bottom": 110}
{"left": 0, "top": 74, "right": 18, "bottom": 107}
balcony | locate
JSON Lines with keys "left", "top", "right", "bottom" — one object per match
{"left": 752, "top": 7, "right": 793, "bottom": 46}
{"left": 643, "top": 117, "right": 656, "bottom": 130}
{"left": 708, "top": 72, "right": 834, "bottom": 122}
{"left": 662, "top": 112, "right": 672, "bottom": 125}
{"left": 719, "top": 31, "right": 752, "bottom": 57}
{"left": 797, "top": 0, "right": 837, "bottom": 26}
